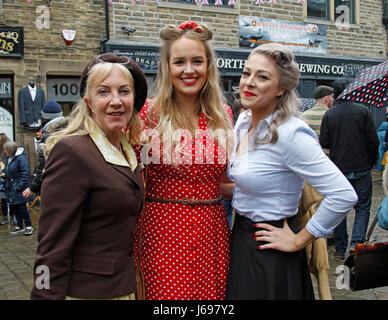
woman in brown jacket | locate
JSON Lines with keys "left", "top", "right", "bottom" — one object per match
{"left": 30, "top": 53, "right": 147, "bottom": 300}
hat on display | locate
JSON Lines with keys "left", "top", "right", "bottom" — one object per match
{"left": 314, "top": 85, "right": 334, "bottom": 100}
{"left": 42, "top": 101, "right": 63, "bottom": 120}
{"left": 79, "top": 53, "right": 147, "bottom": 112}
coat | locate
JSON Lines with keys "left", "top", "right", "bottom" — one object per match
{"left": 320, "top": 100, "right": 379, "bottom": 174}
{"left": 377, "top": 122, "right": 388, "bottom": 171}
{"left": 17, "top": 86, "right": 46, "bottom": 125}
{"left": 297, "top": 182, "right": 332, "bottom": 300}
{"left": 3, "top": 148, "right": 31, "bottom": 205}
{"left": 29, "top": 117, "right": 68, "bottom": 195}
{"left": 30, "top": 133, "right": 144, "bottom": 300}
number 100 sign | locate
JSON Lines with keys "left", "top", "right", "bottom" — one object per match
{"left": 47, "top": 77, "right": 80, "bottom": 102}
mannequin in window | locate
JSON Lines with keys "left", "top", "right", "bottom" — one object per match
{"left": 18, "top": 77, "right": 46, "bottom": 128}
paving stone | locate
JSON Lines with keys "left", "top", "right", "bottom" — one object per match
{"left": 0, "top": 169, "right": 387, "bottom": 300}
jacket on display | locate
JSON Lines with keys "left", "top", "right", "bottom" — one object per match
{"left": 18, "top": 86, "right": 46, "bottom": 125}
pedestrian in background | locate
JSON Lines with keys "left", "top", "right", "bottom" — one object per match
{"left": 377, "top": 164, "right": 388, "bottom": 230}
{"left": 30, "top": 53, "right": 147, "bottom": 300}
{"left": 0, "top": 133, "right": 13, "bottom": 225}
{"left": 1, "top": 140, "right": 33, "bottom": 235}
{"left": 302, "top": 85, "right": 334, "bottom": 141}
{"left": 320, "top": 79, "right": 379, "bottom": 259}
{"left": 22, "top": 100, "right": 64, "bottom": 199}
{"left": 226, "top": 43, "right": 357, "bottom": 300}
{"left": 135, "top": 21, "right": 234, "bottom": 300}
{"left": 376, "top": 114, "right": 388, "bottom": 179}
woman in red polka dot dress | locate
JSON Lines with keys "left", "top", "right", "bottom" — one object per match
{"left": 134, "top": 21, "right": 234, "bottom": 300}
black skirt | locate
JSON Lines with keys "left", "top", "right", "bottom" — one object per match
{"left": 226, "top": 213, "right": 315, "bottom": 300}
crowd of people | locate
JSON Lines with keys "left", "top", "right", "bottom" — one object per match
{"left": 0, "top": 101, "right": 65, "bottom": 235}
{"left": 0, "top": 21, "right": 386, "bottom": 300}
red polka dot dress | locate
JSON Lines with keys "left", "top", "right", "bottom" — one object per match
{"left": 134, "top": 102, "right": 231, "bottom": 300}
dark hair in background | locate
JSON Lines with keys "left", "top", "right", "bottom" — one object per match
{"left": 332, "top": 78, "right": 354, "bottom": 100}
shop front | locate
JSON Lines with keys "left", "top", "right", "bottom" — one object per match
{"left": 0, "top": 26, "right": 24, "bottom": 141}
{"left": 103, "top": 41, "right": 383, "bottom": 118}
{"left": 0, "top": 77, "right": 15, "bottom": 141}
{"left": 46, "top": 76, "right": 80, "bottom": 116}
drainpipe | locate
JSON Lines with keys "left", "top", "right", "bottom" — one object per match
{"left": 100, "top": 0, "right": 110, "bottom": 53}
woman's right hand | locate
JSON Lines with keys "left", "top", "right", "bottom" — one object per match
{"left": 22, "top": 187, "right": 34, "bottom": 198}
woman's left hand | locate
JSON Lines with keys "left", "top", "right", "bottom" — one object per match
{"left": 254, "top": 219, "right": 315, "bottom": 252}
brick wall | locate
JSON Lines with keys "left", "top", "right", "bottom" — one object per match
{"left": 110, "top": 0, "right": 386, "bottom": 59}
{"left": 0, "top": 0, "right": 106, "bottom": 169}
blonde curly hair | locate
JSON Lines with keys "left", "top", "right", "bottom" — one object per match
{"left": 247, "top": 43, "right": 301, "bottom": 145}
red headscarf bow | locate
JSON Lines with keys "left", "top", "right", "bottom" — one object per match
{"left": 178, "top": 21, "right": 202, "bottom": 33}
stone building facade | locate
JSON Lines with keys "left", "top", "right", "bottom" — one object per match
{"left": 0, "top": 0, "right": 106, "bottom": 169}
{"left": 0, "top": 0, "right": 386, "bottom": 169}
{"left": 104, "top": 0, "right": 386, "bottom": 122}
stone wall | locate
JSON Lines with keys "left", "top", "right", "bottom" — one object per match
{"left": 110, "top": 0, "right": 387, "bottom": 59}
{"left": 0, "top": 0, "right": 106, "bottom": 170}
{"left": 0, "top": 0, "right": 386, "bottom": 170}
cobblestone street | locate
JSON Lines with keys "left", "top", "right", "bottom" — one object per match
{"left": 0, "top": 170, "right": 387, "bottom": 300}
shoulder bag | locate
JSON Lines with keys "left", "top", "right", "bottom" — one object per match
{"left": 344, "top": 214, "right": 388, "bottom": 291}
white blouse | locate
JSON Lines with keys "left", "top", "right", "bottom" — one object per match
{"left": 227, "top": 110, "right": 358, "bottom": 238}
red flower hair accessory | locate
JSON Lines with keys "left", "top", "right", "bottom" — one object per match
{"left": 178, "top": 21, "right": 202, "bottom": 33}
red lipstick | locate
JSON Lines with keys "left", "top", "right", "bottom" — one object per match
{"left": 243, "top": 91, "right": 256, "bottom": 97}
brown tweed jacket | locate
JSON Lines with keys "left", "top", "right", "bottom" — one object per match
{"left": 30, "top": 135, "right": 144, "bottom": 300}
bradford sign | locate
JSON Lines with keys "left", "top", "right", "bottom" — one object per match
{"left": 0, "top": 27, "right": 23, "bottom": 58}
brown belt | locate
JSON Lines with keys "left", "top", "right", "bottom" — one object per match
{"left": 146, "top": 195, "right": 223, "bottom": 206}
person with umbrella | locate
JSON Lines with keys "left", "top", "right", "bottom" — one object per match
{"left": 320, "top": 78, "right": 379, "bottom": 259}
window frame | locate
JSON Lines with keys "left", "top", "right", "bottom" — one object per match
{"left": 156, "top": 0, "right": 239, "bottom": 15}
{"left": 168, "top": 0, "right": 235, "bottom": 9}
{"left": 306, "top": 0, "right": 330, "bottom": 21}
{"left": 304, "top": 0, "right": 359, "bottom": 27}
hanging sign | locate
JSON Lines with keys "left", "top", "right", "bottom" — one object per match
{"left": 239, "top": 16, "right": 327, "bottom": 54}
{"left": 0, "top": 27, "right": 24, "bottom": 58}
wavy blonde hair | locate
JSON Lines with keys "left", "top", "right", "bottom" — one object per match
{"left": 45, "top": 63, "right": 141, "bottom": 154}
{"left": 248, "top": 43, "right": 301, "bottom": 145}
{"left": 145, "top": 23, "right": 233, "bottom": 164}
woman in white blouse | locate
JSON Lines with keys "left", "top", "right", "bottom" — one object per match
{"left": 225, "top": 43, "right": 357, "bottom": 300}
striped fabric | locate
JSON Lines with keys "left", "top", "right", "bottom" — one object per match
{"left": 301, "top": 103, "right": 329, "bottom": 139}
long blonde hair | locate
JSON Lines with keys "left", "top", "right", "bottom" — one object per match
{"left": 145, "top": 23, "right": 233, "bottom": 164}
{"left": 46, "top": 63, "right": 141, "bottom": 153}
{"left": 248, "top": 43, "right": 301, "bottom": 145}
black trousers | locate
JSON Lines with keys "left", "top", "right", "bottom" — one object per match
{"left": 226, "top": 213, "right": 315, "bottom": 300}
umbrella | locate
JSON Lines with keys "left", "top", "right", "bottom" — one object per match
{"left": 338, "top": 60, "right": 387, "bottom": 108}
{"left": 300, "top": 98, "right": 316, "bottom": 112}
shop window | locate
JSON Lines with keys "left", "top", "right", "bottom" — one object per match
{"left": 383, "top": 0, "right": 388, "bottom": 29}
{"left": 307, "top": 0, "right": 329, "bottom": 20}
{"left": 46, "top": 76, "right": 80, "bottom": 116}
{"left": 306, "top": 0, "right": 357, "bottom": 25}
{"left": 169, "top": 0, "right": 234, "bottom": 8}
{"left": 334, "top": 0, "right": 355, "bottom": 25}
